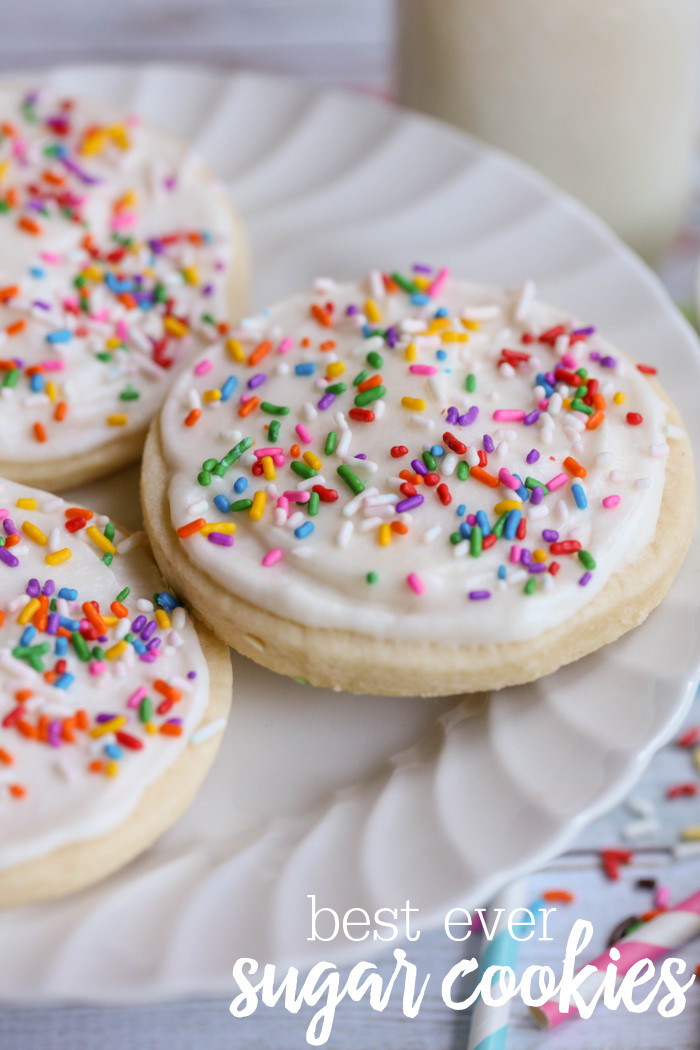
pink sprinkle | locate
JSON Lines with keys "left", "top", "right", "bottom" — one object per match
{"left": 602, "top": 495, "right": 621, "bottom": 508}
{"left": 407, "top": 572, "right": 425, "bottom": 595}
{"left": 128, "top": 686, "right": 148, "bottom": 709}
{"left": 111, "top": 212, "right": 136, "bottom": 230}
{"left": 194, "top": 360, "right": 213, "bottom": 376}
{"left": 498, "top": 468, "right": 520, "bottom": 491}
{"left": 296, "top": 423, "right": 312, "bottom": 443}
{"left": 493, "top": 410, "right": 526, "bottom": 422}
{"left": 409, "top": 364, "right": 437, "bottom": 375}
{"left": 277, "top": 337, "right": 294, "bottom": 354}
{"left": 42, "top": 359, "right": 66, "bottom": 372}
{"left": 560, "top": 353, "right": 579, "bottom": 369}
{"left": 91, "top": 309, "right": 110, "bottom": 322}
{"left": 546, "top": 473, "right": 568, "bottom": 491}
{"left": 283, "top": 490, "right": 310, "bottom": 503}
{"left": 272, "top": 453, "right": 286, "bottom": 466}
{"left": 510, "top": 545, "right": 521, "bottom": 564}
{"left": 254, "top": 447, "right": 284, "bottom": 458}
{"left": 262, "top": 548, "right": 283, "bottom": 567}
{"left": 428, "top": 266, "right": 450, "bottom": 298}
{"left": 116, "top": 320, "right": 129, "bottom": 342}
{"left": 40, "top": 251, "right": 62, "bottom": 264}
{"left": 654, "top": 885, "right": 671, "bottom": 909}
{"left": 89, "top": 661, "right": 106, "bottom": 676}
{"left": 538, "top": 398, "right": 550, "bottom": 410}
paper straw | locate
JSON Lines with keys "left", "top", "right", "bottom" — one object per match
{"left": 466, "top": 877, "right": 530, "bottom": 1050}
{"left": 532, "top": 888, "right": 700, "bottom": 1029}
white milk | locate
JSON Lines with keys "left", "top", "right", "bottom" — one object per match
{"left": 397, "top": 0, "right": 700, "bottom": 260}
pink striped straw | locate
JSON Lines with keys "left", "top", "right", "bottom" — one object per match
{"left": 533, "top": 888, "right": 700, "bottom": 1029}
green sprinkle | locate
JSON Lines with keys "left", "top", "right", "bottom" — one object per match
{"left": 92, "top": 647, "right": 105, "bottom": 661}
{"left": 326, "top": 383, "right": 347, "bottom": 396}
{"left": 4, "top": 368, "right": 19, "bottom": 389}
{"left": 0, "top": 199, "right": 10, "bottom": 213}
{"left": 197, "top": 470, "right": 212, "bottom": 487}
{"left": 230, "top": 499, "right": 254, "bottom": 511}
{"left": 492, "top": 513, "right": 508, "bottom": 539}
{"left": 71, "top": 632, "right": 91, "bottom": 662}
{"left": 120, "top": 387, "right": 140, "bottom": 401}
{"left": 524, "top": 578, "right": 537, "bottom": 595}
{"left": 139, "top": 697, "right": 152, "bottom": 723}
{"left": 578, "top": 550, "right": 596, "bottom": 570}
{"left": 291, "top": 461, "right": 317, "bottom": 479}
{"left": 308, "top": 491, "right": 320, "bottom": 517}
{"left": 466, "top": 373, "right": 476, "bottom": 393}
{"left": 220, "top": 437, "right": 253, "bottom": 470}
{"left": 353, "top": 369, "right": 368, "bottom": 387}
{"left": 203, "top": 458, "right": 218, "bottom": 472}
{"left": 456, "top": 461, "right": 470, "bottom": 481}
{"left": 449, "top": 532, "right": 463, "bottom": 545}
{"left": 260, "top": 402, "right": 290, "bottom": 416}
{"left": 337, "top": 464, "right": 365, "bottom": 495}
{"left": 102, "top": 553, "right": 113, "bottom": 567}
{"left": 95, "top": 352, "right": 113, "bottom": 363}
{"left": 354, "top": 385, "right": 385, "bottom": 407}
{"left": 212, "top": 463, "right": 227, "bottom": 478}
{"left": 268, "top": 419, "right": 281, "bottom": 442}
{"left": 325, "top": 431, "right": 337, "bottom": 455}
{"left": 12, "top": 643, "right": 50, "bottom": 671}
{"left": 576, "top": 368, "right": 588, "bottom": 378}
{"left": 366, "top": 571, "right": 379, "bottom": 584}
{"left": 575, "top": 385, "right": 588, "bottom": 399}
{"left": 525, "top": 477, "right": 548, "bottom": 491}
{"left": 571, "top": 399, "right": 594, "bottom": 416}
{"left": 391, "top": 271, "right": 419, "bottom": 295}
{"left": 422, "top": 451, "right": 437, "bottom": 471}
{"left": 366, "top": 351, "right": 383, "bottom": 369}
{"left": 124, "top": 632, "right": 134, "bottom": 643}
{"left": 470, "top": 525, "right": 483, "bottom": 558}
{"left": 104, "top": 522, "right": 116, "bottom": 542}
{"left": 154, "top": 283, "right": 167, "bottom": 304}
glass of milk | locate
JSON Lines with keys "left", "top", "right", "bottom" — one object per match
{"left": 397, "top": 0, "right": 700, "bottom": 261}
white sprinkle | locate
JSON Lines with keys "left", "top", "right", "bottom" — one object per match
{"left": 634, "top": 477, "right": 652, "bottom": 489}
{"left": 337, "top": 429, "right": 353, "bottom": 457}
{"left": 302, "top": 401, "right": 318, "bottom": 421}
{"left": 337, "top": 520, "right": 354, "bottom": 547}
{"left": 650, "top": 443, "right": 670, "bottom": 457}
{"left": 466, "top": 448, "right": 480, "bottom": 467}
{"left": 190, "top": 717, "right": 227, "bottom": 746}
{"left": 513, "top": 280, "right": 536, "bottom": 322}
{"left": 442, "top": 452, "right": 458, "bottom": 476}
{"left": 528, "top": 504, "right": 549, "bottom": 520}
{"left": 136, "top": 599, "right": 154, "bottom": 613}
{"left": 359, "top": 516, "right": 383, "bottom": 532}
{"left": 665, "top": 424, "right": 684, "bottom": 441}
{"left": 609, "top": 470, "right": 625, "bottom": 482}
{"left": 595, "top": 451, "right": 614, "bottom": 468}
{"left": 627, "top": 795, "right": 656, "bottom": 818}
{"left": 422, "top": 524, "right": 442, "bottom": 544}
{"left": 621, "top": 818, "right": 660, "bottom": 841}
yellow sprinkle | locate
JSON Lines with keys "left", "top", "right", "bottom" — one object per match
{"left": 681, "top": 825, "right": 700, "bottom": 842}
{"left": 201, "top": 522, "right": 237, "bottom": 536}
{"left": 164, "top": 316, "right": 188, "bottom": 338}
{"left": 226, "top": 338, "right": 246, "bottom": 362}
{"left": 303, "top": 451, "right": 322, "bottom": 471}
{"left": 82, "top": 265, "right": 103, "bottom": 282}
{"left": 105, "top": 641, "right": 128, "bottom": 661}
{"left": 326, "top": 361, "right": 345, "bottom": 379}
{"left": 145, "top": 722, "right": 158, "bottom": 735}
{"left": 261, "top": 455, "right": 276, "bottom": 481}
{"left": 106, "top": 760, "right": 120, "bottom": 778}
{"left": 613, "top": 391, "right": 626, "bottom": 405}
{"left": 86, "top": 526, "right": 116, "bottom": 555}
{"left": 17, "top": 598, "right": 40, "bottom": 625}
{"left": 45, "top": 380, "right": 57, "bottom": 402}
{"left": 427, "top": 317, "right": 450, "bottom": 332}
{"left": 45, "top": 548, "right": 72, "bottom": 566}
{"left": 22, "top": 521, "right": 47, "bottom": 545}
{"left": 80, "top": 129, "right": 109, "bottom": 155}
{"left": 404, "top": 342, "right": 417, "bottom": 362}
{"left": 89, "top": 716, "right": 127, "bottom": 738}
{"left": 102, "top": 616, "right": 119, "bottom": 627}
{"left": 493, "top": 499, "right": 522, "bottom": 515}
{"left": 562, "top": 398, "right": 572, "bottom": 410}
{"left": 182, "top": 265, "right": 199, "bottom": 286}
{"left": 532, "top": 548, "right": 548, "bottom": 563}
{"left": 105, "top": 336, "right": 122, "bottom": 349}
{"left": 250, "top": 491, "right": 266, "bottom": 521}
{"left": 413, "top": 275, "right": 430, "bottom": 291}
{"left": 442, "top": 331, "right": 469, "bottom": 343}
{"left": 401, "top": 396, "right": 426, "bottom": 411}
{"left": 462, "top": 318, "right": 481, "bottom": 331}
{"left": 107, "top": 414, "right": 128, "bottom": 426}
{"left": 378, "top": 523, "right": 391, "bottom": 547}
{"left": 365, "top": 298, "right": 381, "bottom": 324}
{"left": 202, "top": 389, "right": 221, "bottom": 402}
{"left": 155, "top": 609, "right": 171, "bottom": 630}
{"left": 17, "top": 498, "right": 37, "bottom": 510}
{"left": 107, "top": 124, "right": 130, "bottom": 150}
{"left": 0, "top": 159, "right": 9, "bottom": 183}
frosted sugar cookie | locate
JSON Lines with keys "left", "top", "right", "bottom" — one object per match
{"left": 0, "top": 477, "right": 232, "bottom": 907}
{"left": 141, "top": 269, "right": 694, "bottom": 697}
{"left": 0, "top": 86, "right": 247, "bottom": 490}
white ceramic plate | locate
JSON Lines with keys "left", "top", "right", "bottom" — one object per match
{"left": 1, "top": 62, "right": 699, "bottom": 1004}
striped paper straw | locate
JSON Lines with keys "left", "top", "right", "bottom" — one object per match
{"left": 532, "top": 888, "right": 700, "bottom": 1029}
{"left": 466, "top": 877, "right": 530, "bottom": 1050}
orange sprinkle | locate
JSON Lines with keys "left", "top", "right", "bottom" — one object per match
{"left": 65, "top": 507, "right": 93, "bottom": 520}
{"left": 311, "top": 303, "right": 332, "bottom": 327}
{"left": 320, "top": 340, "right": 336, "bottom": 351}
{"left": 301, "top": 337, "right": 310, "bottom": 348}
{"left": 34, "top": 595, "right": 48, "bottom": 632}
{"left": 0, "top": 611, "right": 3, "bottom": 628}
{"left": 391, "top": 521, "right": 409, "bottom": 535}
{"left": 110, "top": 601, "right": 129, "bottom": 619}
{"left": 154, "top": 680, "right": 182, "bottom": 703}
{"left": 82, "top": 601, "right": 107, "bottom": 636}
{"left": 17, "top": 720, "right": 37, "bottom": 739}
{"left": 593, "top": 393, "right": 607, "bottom": 411}
{"left": 6, "top": 319, "right": 26, "bottom": 336}
{"left": 61, "top": 719, "right": 76, "bottom": 744}
{"left": 16, "top": 689, "right": 32, "bottom": 703}
{"left": 55, "top": 401, "right": 68, "bottom": 422}
{"left": 290, "top": 443, "right": 301, "bottom": 458}
{"left": 9, "top": 785, "right": 26, "bottom": 799}
{"left": 399, "top": 469, "right": 423, "bottom": 485}
{"left": 5, "top": 534, "right": 19, "bottom": 548}
{"left": 160, "top": 723, "right": 183, "bottom": 737}
{"left": 43, "top": 671, "right": 58, "bottom": 685}
{"left": 184, "top": 408, "right": 201, "bottom": 427}
{"left": 542, "top": 889, "right": 576, "bottom": 903}
{"left": 0, "top": 748, "right": 14, "bottom": 765}
{"left": 42, "top": 170, "right": 65, "bottom": 186}
{"left": 238, "top": 396, "right": 260, "bottom": 418}
{"left": 586, "top": 410, "right": 605, "bottom": 430}
{"left": 177, "top": 518, "right": 206, "bottom": 538}
{"left": 357, "top": 374, "right": 383, "bottom": 393}
{"left": 18, "top": 215, "right": 42, "bottom": 235}
{"left": 563, "top": 457, "right": 586, "bottom": 479}
{"left": 33, "top": 421, "right": 47, "bottom": 443}
{"left": 117, "top": 292, "right": 137, "bottom": 310}
{"left": 88, "top": 760, "right": 104, "bottom": 774}
{"left": 0, "top": 284, "right": 19, "bottom": 302}
{"left": 469, "top": 466, "right": 500, "bottom": 489}
{"left": 37, "top": 715, "right": 50, "bottom": 741}
{"left": 75, "top": 709, "right": 89, "bottom": 731}
{"left": 248, "top": 340, "right": 272, "bottom": 367}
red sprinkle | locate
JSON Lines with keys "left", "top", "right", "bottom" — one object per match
{"left": 667, "top": 783, "right": 698, "bottom": 799}
{"left": 637, "top": 364, "right": 658, "bottom": 375}
{"left": 677, "top": 727, "right": 700, "bottom": 748}
{"left": 348, "top": 408, "right": 375, "bottom": 422}
{"left": 550, "top": 540, "right": 581, "bottom": 555}
{"left": 626, "top": 412, "right": 643, "bottom": 425}
{"left": 390, "top": 445, "right": 408, "bottom": 458}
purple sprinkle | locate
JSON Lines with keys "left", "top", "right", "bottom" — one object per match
{"left": 346, "top": 304, "right": 359, "bottom": 316}
{"left": 411, "top": 458, "right": 428, "bottom": 476}
{"left": 42, "top": 579, "right": 55, "bottom": 596}
{"left": 600, "top": 355, "right": 616, "bottom": 369}
{"left": 132, "top": 615, "right": 147, "bottom": 633}
{"left": 317, "top": 392, "right": 335, "bottom": 411}
{"left": 529, "top": 563, "right": 547, "bottom": 574}
{"left": 573, "top": 326, "right": 595, "bottom": 337}
{"left": 413, "top": 263, "right": 433, "bottom": 274}
{"left": 469, "top": 590, "right": 491, "bottom": 601}
{"left": 459, "top": 406, "right": 479, "bottom": 426}
{"left": 589, "top": 350, "right": 601, "bottom": 361}
{"left": 141, "top": 620, "right": 157, "bottom": 641}
{"left": 526, "top": 449, "right": 540, "bottom": 464}
{"left": 483, "top": 434, "right": 494, "bottom": 454}
{"left": 148, "top": 238, "right": 164, "bottom": 255}
{"left": 140, "top": 651, "right": 157, "bottom": 663}
{"left": 385, "top": 326, "right": 399, "bottom": 348}
{"left": 166, "top": 718, "right": 183, "bottom": 727}
{"left": 530, "top": 487, "right": 543, "bottom": 506}
{"left": 202, "top": 283, "right": 214, "bottom": 296}
{"left": 164, "top": 175, "right": 177, "bottom": 191}
{"left": 3, "top": 518, "right": 18, "bottom": 536}
{"left": 26, "top": 578, "right": 41, "bottom": 598}
{"left": 96, "top": 713, "right": 117, "bottom": 724}
{"left": 542, "top": 529, "right": 559, "bottom": 542}
{"left": 520, "top": 549, "right": 532, "bottom": 566}
{"left": 248, "top": 373, "right": 267, "bottom": 390}
{"left": 48, "top": 720, "right": 62, "bottom": 748}
{"left": 579, "top": 572, "right": 592, "bottom": 586}
{"left": 146, "top": 637, "right": 162, "bottom": 650}
{"left": 46, "top": 612, "right": 60, "bottom": 635}
{"left": 208, "top": 532, "right": 235, "bottom": 546}
{"left": 187, "top": 671, "right": 197, "bottom": 679}
{"left": 524, "top": 410, "right": 540, "bottom": 425}
{"left": 467, "top": 513, "right": 477, "bottom": 526}
{"left": 0, "top": 547, "right": 19, "bottom": 568}
{"left": 545, "top": 371, "right": 556, "bottom": 386}
{"left": 446, "top": 406, "right": 459, "bottom": 425}
{"left": 395, "top": 494, "right": 425, "bottom": 513}
{"left": 59, "top": 153, "right": 102, "bottom": 185}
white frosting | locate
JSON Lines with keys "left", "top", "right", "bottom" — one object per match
{"left": 156, "top": 273, "right": 674, "bottom": 645}
{"left": 0, "top": 87, "right": 239, "bottom": 463}
{"left": 0, "top": 478, "right": 210, "bottom": 871}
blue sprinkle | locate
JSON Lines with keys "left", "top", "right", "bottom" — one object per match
{"left": 156, "top": 592, "right": 179, "bottom": 611}
{"left": 131, "top": 639, "right": 146, "bottom": 654}
{"left": 295, "top": 522, "right": 315, "bottom": 540}
{"left": 30, "top": 373, "right": 44, "bottom": 393}
{"left": 220, "top": 376, "right": 238, "bottom": 402}
{"left": 214, "top": 494, "right": 231, "bottom": 513}
{"left": 436, "top": 349, "right": 447, "bottom": 361}
{"left": 104, "top": 744, "right": 123, "bottom": 760}
{"left": 498, "top": 565, "right": 506, "bottom": 580}
{"left": 459, "top": 521, "right": 472, "bottom": 539}
{"left": 55, "top": 637, "right": 68, "bottom": 656}
{"left": 430, "top": 445, "right": 445, "bottom": 458}
{"left": 504, "top": 510, "right": 522, "bottom": 540}
{"left": 55, "top": 672, "right": 75, "bottom": 690}
{"left": 105, "top": 273, "right": 135, "bottom": 294}
{"left": 410, "top": 293, "right": 429, "bottom": 306}
{"left": 457, "top": 503, "right": 467, "bottom": 517}
{"left": 361, "top": 324, "right": 373, "bottom": 338}
{"left": 295, "top": 362, "right": 316, "bottom": 376}
{"left": 233, "top": 476, "right": 248, "bottom": 494}
{"left": 20, "top": 625, "right": 37, "bottom": 647}
{"left": 58, "top": 587, "right": 77, "bottom": 600}
{"left": 512, "top": 473, "right": 530, "bottom": 502}
{"left": 29, "top": 266, "right": 45, "bottom": 279}
{"left": 435, "top": 307, "right": 449, "bottom": 318}
{"left": 572, "top": 483, "right": 588, "bottom": 509}
{"left": 46, "top": 328, "right": 72, "bottom": 344}
{"left": 59, "top": 617, "right": 81, "bottom": 631}
{"left": 475, "top": 510, "right": 491, "bottom": 537}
